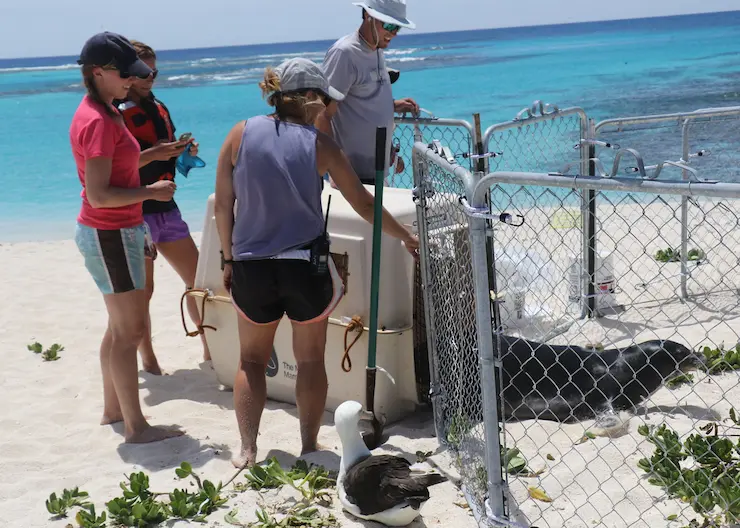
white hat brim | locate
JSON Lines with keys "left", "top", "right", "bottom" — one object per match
{"left": 353, "top": 2, "right": 416, "bottom": 29}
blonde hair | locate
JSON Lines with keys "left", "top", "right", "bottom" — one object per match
{"left": 259, "top": 66, "right": 324, "bottom": 123}
{"left": 130, "top": 39, "right": 156, "bottom": 60}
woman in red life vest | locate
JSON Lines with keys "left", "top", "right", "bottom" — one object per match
{"left": 118, "top": 40, "right": 211, "bottom": 374}
{"left": 70, "top": 32, "right": 184, "bottom": 443}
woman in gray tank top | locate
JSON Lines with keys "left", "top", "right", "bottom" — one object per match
{"left": 213, "top": 57, "right": 419, "bottom": 468}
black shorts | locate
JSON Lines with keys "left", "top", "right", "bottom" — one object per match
{"left": 230, "top": 258, "right": 343, "bottom": 325}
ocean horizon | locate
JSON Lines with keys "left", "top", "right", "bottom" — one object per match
{"left": 2, "top": 10, "right": 740, "bottom": 243}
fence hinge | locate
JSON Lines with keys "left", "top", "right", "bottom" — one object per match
{"left": 412, "top": 181, "right": 435, "bottom": 204}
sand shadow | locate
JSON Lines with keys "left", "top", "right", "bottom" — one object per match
{"left": 114, "top": 430, "right": 232, "bottom": 471}
{"left": 643, "top": 404, "right": 722, "bottom": 421}
{"left": 139, "top": 366, "right": 316, "bottom": 425}
{"left": 261, "top": 448, "right": 341, "bottom": 472}
{"left": 139, "top": 364, "right": 232, "bottom": 409}
{"left": 340, "top": 510, "right": 430, "bottom": 528}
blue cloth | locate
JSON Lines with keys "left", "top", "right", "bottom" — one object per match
{"left": 176, "top": 143, "right": 206, "bottom": 177}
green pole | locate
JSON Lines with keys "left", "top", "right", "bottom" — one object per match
{"left": 367, "top": 127, "right": 387, "bottom": 371}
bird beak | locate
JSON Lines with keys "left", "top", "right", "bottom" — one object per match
{"left": 360, "top": 410, "right": 375, "bottom": 421}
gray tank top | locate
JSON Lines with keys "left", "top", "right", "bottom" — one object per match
{"left": 232, "top": 115, "right": 324, "bottom": 260}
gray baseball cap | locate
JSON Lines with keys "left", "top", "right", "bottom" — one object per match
{"left": 274, "top": 58, "right": 345, "bottom": 102}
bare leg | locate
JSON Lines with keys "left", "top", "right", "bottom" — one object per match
{"left": 100, "top": 325, "right": 122, "bottom": 424}
{"left": 137, "top": 257, "right": 162, "bottom": 375}
{"left": 291, "top": 318, "right": 329, "bottom": 455}
{"left": 104, "top": 288, "right": 183, "bottom": 443}
{"left": 231, "top": 316, "right": 279, "bottom": 468}
{"left": 156, "top": 236, "right": 211, "bottom": 361}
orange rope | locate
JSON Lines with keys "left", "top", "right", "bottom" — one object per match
{"left": 342, "top": 316, "right": 365, "bottom": 373}
{"left": 180, "top": 289, "right": 218, "bottom": 337}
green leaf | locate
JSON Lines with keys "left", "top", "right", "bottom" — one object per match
{"left": 131, "top": 502, "right": 146, "bottom": 519}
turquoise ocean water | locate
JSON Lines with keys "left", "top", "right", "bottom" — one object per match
{"left": 2, "top": 11, "right": 740, "bottom": 242}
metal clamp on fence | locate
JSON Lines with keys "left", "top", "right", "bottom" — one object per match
{"left": 514, "top": 100, "right": 561, "bottom": 121}
{"left": 456, "top": 151, "right": 504, "bottom": 161}
{"left": 575, "top": 138, "right": 621, "bottom": 150}
{"left": 428, "top": 139, "right": 457, "bottom": 163}
{"left": 458, "top": 196, "right": 526, "bottom": 227}
{"left": 411, "top": 181, "right": 435, "bottom": 203}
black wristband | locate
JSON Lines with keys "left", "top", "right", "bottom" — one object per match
{"left": 220, "top": 250, "right": 233, "bottom": 270}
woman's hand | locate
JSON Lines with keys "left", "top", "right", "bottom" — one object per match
{"left": 222, "top": 263, "right": 233, "bottom": 291}
{"left": 148, "top": 140, "right": 189, "bottom": 162}
{"left": 147, "top": 180, "right": 177, "bottom": 201}
{"left": 188, "top": 139, "right": 199, "bottom": 157}
{"left": 403, "top": 232, "right": 420, "bottom": 260}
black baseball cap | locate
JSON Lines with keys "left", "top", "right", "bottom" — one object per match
{"left": 77, "top": 32, "right": 152, "bottom": 79}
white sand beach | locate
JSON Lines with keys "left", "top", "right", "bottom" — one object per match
{"left": 5, "top": 195, "right": 740, "bottom": 528}
{"left": 0, "top": 234, "right": 475, "bottom": 528}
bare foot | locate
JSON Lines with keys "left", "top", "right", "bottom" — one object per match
{"left": 231, "top": 447, "right": 257, "bottom": 468}
{"left": 125, "top": 425, "right": 184, "bottom": 444}
{"left": 301, "top": 442, "right": 326, "bottom": 456}
{"left": 102, "top": 413, "right": 151, "bottom": 426}
{"left": 142, "top": 362, "right": 163, "bottom": 376}
{"left": 101, "top": 413, "right": 124, "bottom": 425}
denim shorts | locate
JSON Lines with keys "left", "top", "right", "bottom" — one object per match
{"left": 75, "top": 223, "right": 154, "bottom": 295}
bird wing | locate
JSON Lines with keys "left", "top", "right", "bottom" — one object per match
{"left": 344, "top": 455, "right": 445, "bottom": 515}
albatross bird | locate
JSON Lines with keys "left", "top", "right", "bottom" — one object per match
{"left": 334, "top": 400, "right": 447, "bottom": 527}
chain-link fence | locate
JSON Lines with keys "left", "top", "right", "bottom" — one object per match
{"left": 412, "top": 140, "right": 496, "bottom": 523}
{"left": 414, "top": 103, "right": 740, "bottom": 528}
{"left": 390, "top": 114, "right": 475, "bottom": 189}
{"left": 595, "top": 107, "right": 740, "bottom": 305}
{"left": 479, "top": 171, "right": 740, "bottom": 528}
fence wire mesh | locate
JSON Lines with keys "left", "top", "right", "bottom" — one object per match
{"left": 390, "top": 116, "right": 474, "bottom": 189}
{"left": 486, "top": 179, "right": 740, "bottom": 528}
{"left": 478, "top": 107, "right": 740, "bottom": 528}
{"left": 484, "top": 107, "right": 588, "bottom": 175}
{"left": 413, "top": 104, "right": 740, "bottom": 528}
{"left": 412, "top": 146, "right": 492, "bottom": 520}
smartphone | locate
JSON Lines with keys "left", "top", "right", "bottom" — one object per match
{"left": 179, "top": 132, "right": 192, "bottom": 142}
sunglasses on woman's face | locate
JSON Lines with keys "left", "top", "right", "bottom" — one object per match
{"left": 102, "top": 65, "right": 132, "bottom": 79}
{"left": 382, "top": 22, "right": 401, "bottom": 34}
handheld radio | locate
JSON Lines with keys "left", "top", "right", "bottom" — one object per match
{"left": 310, "top": 195, "right": 332, "bottom": 275}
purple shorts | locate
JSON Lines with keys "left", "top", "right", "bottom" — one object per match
{"left": 143, "top": 208, "right": 191, "bottom": 246}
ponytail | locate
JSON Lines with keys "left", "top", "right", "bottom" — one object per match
{"left": 82, "top": 65, "right": 119, "bottom": 118}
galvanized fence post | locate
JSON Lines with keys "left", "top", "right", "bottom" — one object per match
{"left": 467, "top": 203, "right": 508, "bottom": 525}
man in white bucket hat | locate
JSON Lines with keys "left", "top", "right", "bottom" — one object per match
{"left": 317, "top": 0, "right": 420, "bottom": 185}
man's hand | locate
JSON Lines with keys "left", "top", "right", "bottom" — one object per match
{"left": 394, "top": 98, "right": 419, "bottom": 115}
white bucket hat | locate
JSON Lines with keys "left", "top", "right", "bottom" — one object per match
{"left": 353, "top": 0, "right": 416, "bottom": 30}
{"left": 274, "top": 57, "right": 345, "bottom": 101}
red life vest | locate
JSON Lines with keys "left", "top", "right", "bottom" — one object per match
{"left": 118, "top": 96, "right": 177, "bottom": 185}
